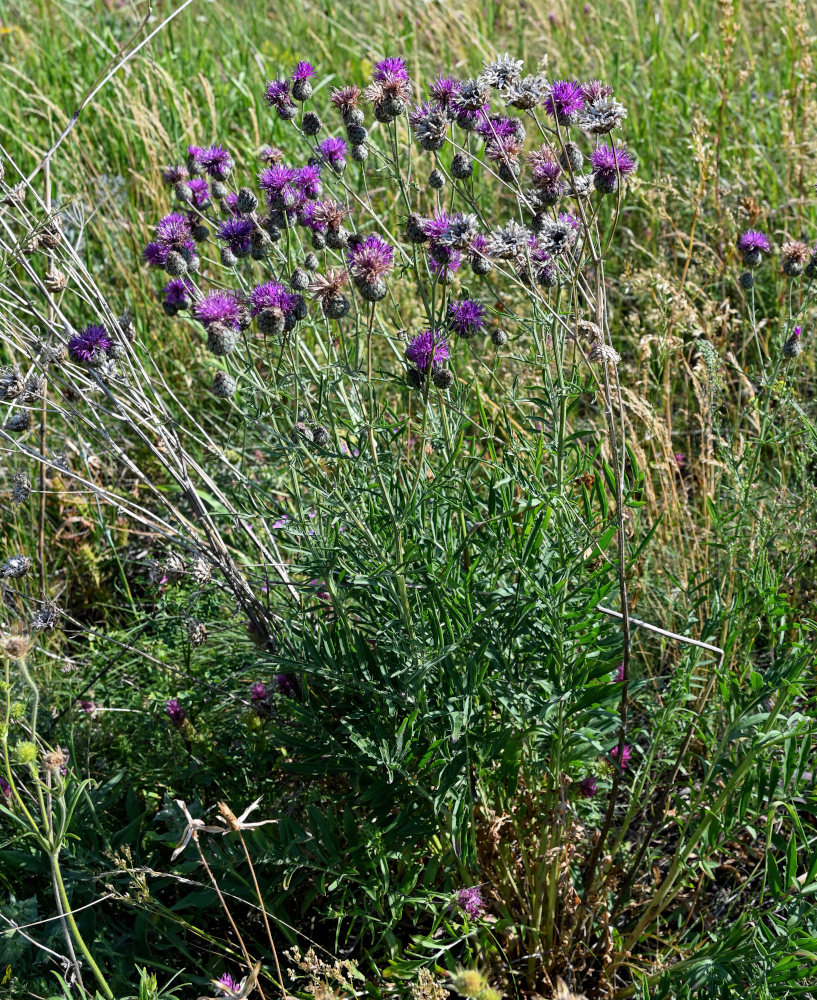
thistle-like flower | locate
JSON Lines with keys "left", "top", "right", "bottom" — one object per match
{"left": 194, "top": 290, "right": 244, "bottom": 330}
{"left": 480, "top": 53, "right": 524, "bottom": 91}
{"left": 589, "top": 142, "right": 637, "bottom": 193}
{"left": 447, "top": 299, "right": 485, "bottom": 339}
{"left": 198, "top": 145, "right": 234, "bottom": 181}
{"left": 486, "top": 219, "right": 531, "bottom": 259}
{"left": 68, "top": 325, "right": 112, "bottom": 363}
{"left": 455, "top": 886, "right": 486, "bottom": 919}
{"left": 544, "top": 80, "right": 585, "bottom": 125}
{"left": 406, "top": 329, "right": 450, "bottom": 372}
{"left": 737, "top": 229, "right": 771, "bottom": 268}
{"left": 577, "top": 96, "right": 627, "bottom": 135}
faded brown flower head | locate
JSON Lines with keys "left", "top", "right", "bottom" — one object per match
{"left": 0, "top": 633, "right": 32, "bottom": 660}
{"left": 309, "top": 268, "right": 349, "bottom": 304}
{"left": 43, "top": 745, "right": 66, "bottom": 774}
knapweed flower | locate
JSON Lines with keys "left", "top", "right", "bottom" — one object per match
{"left": 193, "top": 290, "right": 244, "bottom": 330}
{"left": 258, "top": 144, "right": 285, "bottom": 164}
{"left": 373, "top": 56, "right": 409, "bottom": 83}
{"left": 329, "top": 85, "right": 362, "bottom": 118}
{"left": 249, "top": 280, "right": 298, "bottom": 318}
{"left": 783, "top": 325, "right": 803, "bottom": 358}
{"left": 505, "top": 75, "right": 546, "bottom": 110}
{"left": 589, "top": 142, "right": 637, "bottom": 193}
{"left": 292, "top": 62, "right": 316, "bottom": 101}
{"left": 308, "top": 268, "right": 350, "bottom": 319}
{"left": 68, "top": 325, "right": 112, "bottom": 363}
{"left": 455, "top": 886, "right": 486, "bottom": 919}
{"left": 406, "top": 329, "right": 450, "bottom": 371}
{"left": 428, "top": 74, "right": 460, "bottom": 110}
{"left": 578, "top": 776, "right": 598, "bottom": 798}
{"left": 250, "top": 682, "right": 267, "bottom": 703}
{"left": 536, "top": 217, "right": 578, "bottom": 257}
{"left": 781, "top": 240, "right": 810, "bottom": 277}
{"left": 154, "top": 212, "right": 193, "bottom": 248}
{"left": 447, "top": 299, "right": 485, "bottom": 339}
{"left": 317, "top": 136, "right": 347, "bottom": 171}
{"left": 0, "top": 777, "right": 11, "bottom": 802}
{"left": 198, "top": 145, "right": 234, "bottom": 181}
{"left": 166, "top": 698, "right": 186, "bottom": 728}
{"left": 475, "top": 113, "right": 519, "bottom": 144}
{"left": 347, "top": 234, "right": 395, "bottom": 282}
{"left": 544, "top": 80, "right": 585, "bottom": 125}
{"left": 162, "top": 278, "right": 194, "bottom": 314}
{"left": 410, "top": 103, "right": 450, "bottom": 151}
{"left": 162, "top": 164, "right": 188, "bottom": 186}
{"left": 294, "top": 163, "right": 322, "bottom": 200}
{"left": 276, "top": 674, "right": 293, "bottom": 694}
{"left": 480, "top": 52, "right": 524, "bottom": 91}
{"left": 187, "top": 177, "right": 211, "bottom": 209}
{"left": 451, "top": 78, "right": 491, "bottom": 129}
{"left": 610, "top": 744, "right": 632, "bottom": 769}
{"left": 258, "top": 163, "right": 298, "bottom": 209}
{"left": 737, "top": 229, "right": 771, "bottom": 268}
{"left": 216, "top": 974, "right": 242, "bottom": 998}
{"left": 429, "top": 249, "right": 462, "bottom": 282}
{"left": 187, "top": 145, "right": 205, "bottom": 173}
{"left": 216, "top": 217, "right": 255, "bottom": 257}
{"left": 581, "top": 80, "right": 615, "bottom": 101}
{"left": 265, "top": 78, "right": 296, "bottom": 119}
{"left": 438, "top": 212, "right": 481, "bottom": 249}
{"left": 487, "top": 219, "right": 531, "bottom": 259}
{"left": 578, "top": 96, "right": 627, "bottom": 135}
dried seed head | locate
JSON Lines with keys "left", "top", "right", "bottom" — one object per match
{"left": 2, "top": 555, "right": 32, "bottom": 579}
{"left": 189, "top": 555, "right": 212, "bottom": 584}
{"left": 11, "top": 472, "right": 32, "bottom": 504}
{"left": 188, "top": 620, "right": 208, "bottom": 646}
{"left": 0, "top": 366, "right": 24, "bottom": 401}
{"left": 1, "top": 634, "right": 32, "bottom": 659}
{"left": 290, "top": 421, "right": 314, "bottom": 444}
{"left": 43, "top": 746, "right": 67, "bottom": 774}
{"left": 432, "top": 367, "right": 455, "bottom": 389}
{"left": 31, "top": 601, "right": 59, "bottom": 631}
{"left": 781, "top": 240, "right": 810, "bottom": 277}
{"left": 311, "top": 424, "right": 331, "bottom": 447}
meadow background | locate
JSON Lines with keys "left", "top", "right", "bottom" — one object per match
{"left": 1, "top": 0, "right": 816, "bottom": 998}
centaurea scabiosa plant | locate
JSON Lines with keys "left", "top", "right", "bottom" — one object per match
{"left": 2, "top": 44, "right": 816, "bottom": 1000}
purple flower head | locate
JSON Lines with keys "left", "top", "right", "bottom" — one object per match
{"left": 187, "top": 177, "right": 211, "bottom": 209}
{"left": 259, "top": 145, "right": 284, "bottom": 165}
{"left": 467, "top": 233, "right": 489, "bottom": 264}
{"left": 265, "top": 79, "right": 295, "bottom": 118}
{"left": 1, "top": 777, "right": 11, "bottom": 802}
{"left": 216, "top": 217, "right": 255, "bottom": 256}
{"left": 276, "top": 673, "right": 293, "bottom": 695}
{"left": 793, "top": 325, "right": 802, "bottom": 339}
{"left": 79, "top": 699, "right": 96, "bottom": 714}
{"left": 292, "top": 61, "right": 317, "bottom": 82}
{"left": 222, "top": 191, "right": 240, "bottom": 214}
{"left": 614, "top": 661, "right": 625, "bottom": 682}
{"left": 447, "top": 299, "right": 485, "bottom": 338}
{"left": 143, "top": 239, "right": 196, "bottom": 268}
{"left": 736, "top": 230, "right": 771, "bottom": 254}
{"left": 318, "top": 137, "right": 347, "bottom": 169}
{"left": 199, "top": 145, "right": 234, "bottom": 181}
{"left": 544, "top": 80, "right": 585, "bottom": 124}
{"left": 162, "top": 278, "right": 194, "bottom": 311}
{"left": 374, "top": 57, "right": 409, "bottom": 83}
{"left": 455, "top": 886, "right": 486, "bottom": 919}
{"left": 297, "top": 200, "right": 325, "bottom": 233}
{"left": 674, "top": 452, "right": 686, "bottom": 467}
{"left": 154, "top": 212, "right": 193, "bottom": 248}
{"left": 429, "top": 249, "right": 462, "bottom": 282}
{"left": 347, "top": 233, "right": 395, "bottom": 281}
{"left": 406, "top": 329, "right": 450, "bottom": 371}
{"left": 581, "top": 80, "right": 614, "bottom": 102}
{"left": 330, "top": 85, "right": 361, "bottom": 115}
{"left": 249, "top": 281, "right": 298, "bottom": 317}
{"left": 610, "top": 744, "right": 632, "bottom": 769}
{"left": 589, "top": 142, "right": 637, "bottom": 181}
{"left": 294, "top": 163, "right": 323, "bottom": 200}
{"left": 187, "top": 145, "right": 205, "bottom": 170}
{"left": 578, "top": 776, "right": 598, "bottom": 798}
{"left": 166, "top": 698, "right": 186, "bottom": 728}
{"left": 258, "top": 164, "right": 298, "bottom": 208}
{"left": 422, "top": 210, "right": 452, "bottom": 248}
{"left": 429, "top": 75, "right": 460, "bottom": 110}
{"left": 68, "top": 325, "right": 112, "bottom": 363}
{"left": 475, "top": 114, "right": 519, "bottom": 144}
{"left": 251, "top": 682, "right": 267, "bottom": 703}
{"left": 162, "top": 164, "right": 188, "bottom": 186}
{"left": 193, "top": 290, "right": 243, "bottom": 330}
{"left": 451, "top": 97, "right": 490, "bottom": 130}
{"left": 218, "top": 973, "right": 241, "bottom": 996}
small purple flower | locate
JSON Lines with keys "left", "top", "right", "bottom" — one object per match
{"left": 193, "top": 290, "right": 244, "bottom": 330}
{"left": 154, "top": 212, "right": 193, "bottom": 248}
{"left": 589, "top": 142, "right": 637, "bottom": 182}
{"left": 455, "top": 886, "right": 486, "bottom": 919}
{"left": 475, "top": 115, "right": 519, "bottom": 144}
{"left": 251, "top": 682, "right": 267, "bottom": 702}
{"left": 347, "top": 233, "right": 395, "bottom": 281}
{"left": 187, "top": 177, "right": 211, "bottom": 209}
{"left": 79, "top": 699, "right": 96, "bottom": 714}
{"left": 578, "top": 776, "right": 598, "bottom": 798}
{"left": 68, "top": 325, "right": 112, "bottom": 363}
{"left": 610, "top": 744, "right": 632, "bottom": 770}
{"left": 143, "top": 238, "right": 196, "bottom": 269}
{"left": 793, "top": 325, "right": 802, "bottom": 338}
{"left": 264, "top": 78, "right": 295, "bottom": 118}
{"left": 258, "top": 164, "right": 298, "bottom": 208}
{"left": 422, "top": 210, "right": 453, "bottom": 248}
{"left": 544, "top": 80, "right": 585, "bottom": 124}
{"left": 294, "top": 164, "right": 323, "bottom": 200}
{"left": 674, "top": 453, "right": 686, "bottom": 467}
{"left": 447, "top": 299, "right": 485, "bottom": 338}
{"left": 428, "top": 75, "right": 460, "bottom": 110}
{"left": 429, "top": 249, "right": 462, "bottom": 282}
{"left": 736, "top": 230, "right": 771, "bottom": 254}
{"left": 187, "top": 145, "right": 205, "bottom": 171}
{"left": 559, "top": 211, "right": 581, "bottom": 231}
{"left": 317, "top": 137, "right": 348, "bottom": 170}
{"left": 199, "top": 145, "right": 234, "bottom": 181}
{"left": 406, "top": 329, "right": 450, "bottom": 371}
{"left": 613, "top": 661, "right": 625, "bottom": 682}
{"left": 216, "top": 217, "right": 255, "bottom": 257}
{"left": 217, "top": 973, "right": 241, "bottom": 997}
{"left": 1, "top": 777, "right": 11, "bottom": 802}
{"left": 162, "top": 278, "right": 194, "bottom": 311}
{"left": 275, "top": 673, "right": 293, "bottom": 695}
{"left": 162, "top": 164, "right": 188, "bottom": 186}
{"left": 374, "top": 57, "right": 409, "bottom": 83}
{"left": 467, "top": 233, "right": 489, "bottom": 265}
{"left": 297, "top": 200, "right": 324, "bottom": 232}
{"left": 166, "top": 698, "right": 186, "bottom": 728}
{"left": 292, "top": 60, "right": 316, "bottom": 81}
{"left": 250, "top": 281, "right": 298, "bottom": 317}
